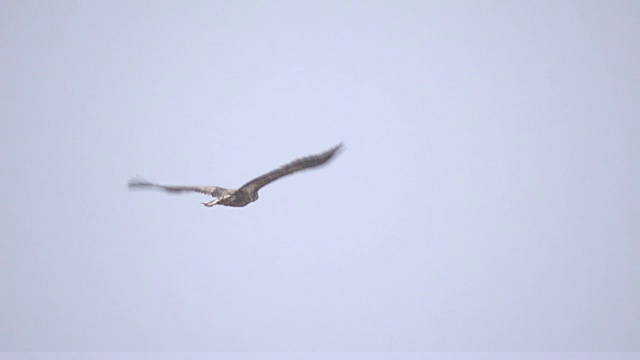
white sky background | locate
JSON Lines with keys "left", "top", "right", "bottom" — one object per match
{"left": 2, "top": 0, "right": 638, "bottom": 351}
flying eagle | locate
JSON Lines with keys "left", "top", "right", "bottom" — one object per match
{"left": 128, "top": 143, "right": 343, "bottom": 207}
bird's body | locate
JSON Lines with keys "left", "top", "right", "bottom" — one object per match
{"left": 129, "top": 143, "right": 342, "bottom": 207}
{"left": 212, "top": 188, "right": 255, "bottom": 207}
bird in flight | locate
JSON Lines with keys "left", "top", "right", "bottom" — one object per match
{"left": 128, "top": 143, "right": 343, "bottom": 207}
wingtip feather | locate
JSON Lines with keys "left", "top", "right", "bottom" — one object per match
{"left": 128, "top": 177, "right": 156, "bottom": 190}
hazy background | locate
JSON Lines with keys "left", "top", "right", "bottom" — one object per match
{"left": 2, "top": 0, "right": 638, "bottom": 351}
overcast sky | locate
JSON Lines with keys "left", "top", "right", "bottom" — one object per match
{"left": 2, "top": 0, "right": 638, "bottom": 352}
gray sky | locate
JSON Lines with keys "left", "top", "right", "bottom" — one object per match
{"left": 2, "top": 0, "right": 638, "bottom": 352}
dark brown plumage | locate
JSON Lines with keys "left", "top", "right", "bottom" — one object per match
{"left": 128, "top": 143, "right": 343, "bottom": 207}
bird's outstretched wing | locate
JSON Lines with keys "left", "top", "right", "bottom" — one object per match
{"left": 128, "top": 178, "right": 232, "bottom": 198}
{"left": 238, "top": 143, "right": 343, "bottom": 195}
